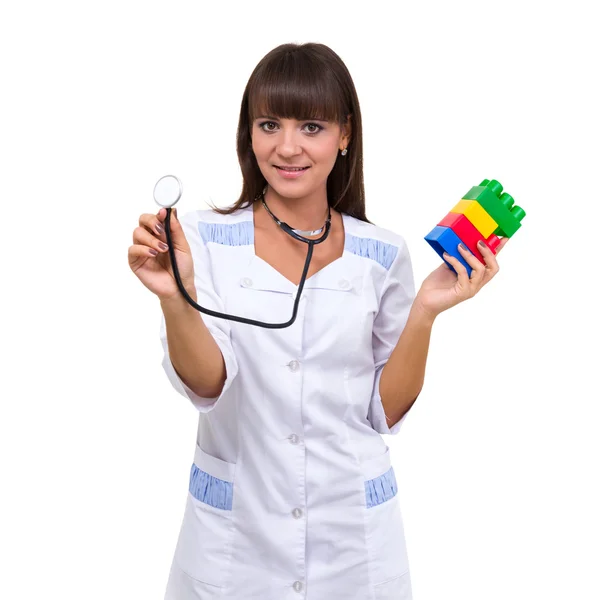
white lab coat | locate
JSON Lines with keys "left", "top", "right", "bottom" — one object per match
{"left": 159, "top": 203, "right": 416, "bottom": 599}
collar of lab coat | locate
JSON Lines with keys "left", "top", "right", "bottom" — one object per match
{"left": 238, "top": 208, "right": 363, "bottom": 297}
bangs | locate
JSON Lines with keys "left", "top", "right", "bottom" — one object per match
{"left": 248, "top": 52, "right": 346, "bottom": 124}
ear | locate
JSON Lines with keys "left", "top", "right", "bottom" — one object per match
{"left": 341, "top": 113, "right": 352, "bottom": 145}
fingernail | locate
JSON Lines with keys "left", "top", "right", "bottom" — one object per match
{"left": 159, "top": 242, "right": 168, "bottom": 250}
{"left": 156, "top": 223, "right": 164, "bottom": 234}
{"left": 478, "top": 240, "right": 486, "bottom": 249}
{"left": 459, "top": 243, "right": 469, "bottom": 252}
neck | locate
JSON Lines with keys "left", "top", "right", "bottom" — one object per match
{"left": 262, "top": 186, "right": 330, "bottom": 231}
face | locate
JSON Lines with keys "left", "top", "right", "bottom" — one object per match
{"left": 250, "top": 115, "right": 350, "bottom": 199}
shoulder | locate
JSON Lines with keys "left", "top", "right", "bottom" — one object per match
{"left": 179, "top": 205, "right": 251, "bottom": 225}
{"left": 179, "top": 205, "right": 254, "bottom": 247}
{"left": 342, "top": 212, "right": 410, "bottom": 272}
{"left": 344, "top": 212, "right": 408, "bottom": 248}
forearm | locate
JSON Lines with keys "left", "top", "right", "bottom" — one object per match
{"left": 160, "top": 293, "right": 227, "bottom": 398}
{"left": 378, "top": 303, "right": 436, "bottom": 427}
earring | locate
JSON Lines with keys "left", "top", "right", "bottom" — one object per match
{"left": 341, "top": 148, "right": 347, "bottom": 156}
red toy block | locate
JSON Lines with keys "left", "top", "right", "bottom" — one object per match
{"left": 438, "top": 212, "right": 502, "bottom": 262}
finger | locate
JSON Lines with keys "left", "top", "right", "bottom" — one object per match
{"left": 156, "top": 207, "right": 177, "bottom": 224}
{"left": 476, "top": 240, "right": 500, "bottom": 276}
{"left": 132, "top": 226, "right": 170, "bottom": 254}
{"left": 494, "top": 237, "right": 509, "bottom": 256}
{"left": 442, "top": 251, "right": 471, "bottom": 289}
{"left": 159, "top": 207, "right": 178, "bottom": 223}
{"left": 161, "top": 208, "right": 189, "bottom": 252}
{"left": 128, "top": 243, "right": 159, "bottom": 264}
{"left": 457, "top": 243, "right": 486, "bottom": 284}
{"left": 139, "top": 212, "right": 167, "bottom": 241}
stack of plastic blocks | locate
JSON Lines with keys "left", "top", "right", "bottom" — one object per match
{"left": 424, "top": 179, "right": 526, "bottom": 276}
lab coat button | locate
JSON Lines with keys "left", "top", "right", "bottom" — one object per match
{"left": 289, "top": 434, "right": 299, "bottom": 444}
{"left": 293, "top": 580, "right": 304, "bottom": 592}
{"left": 288, "top": 360, "right": 300, "bottom": 372}
{"left": 338, "top": 279, "right": 350, "bottom": 290}
{"left": 292, "top": 507, "right": 303, "bottom": 519}
{"left": 241, "top": 277, "right": 253, "bottom": 287}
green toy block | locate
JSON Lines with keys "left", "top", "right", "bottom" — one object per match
{"left": 462, "top": 179, "right": 526, "bottom": 237}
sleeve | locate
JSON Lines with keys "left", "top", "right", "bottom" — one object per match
{"left": 367, "top": 235, "right": 416, "bottom": 435}
{"left": 159, "top": 211, "right": 239, "bottom": 413}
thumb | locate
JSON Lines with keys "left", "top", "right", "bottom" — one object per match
{"left": 167, "top": 207, "right": 189, "bottom": 250}
{"left": 167, "top": 207, "right": 179, "bottom": 233}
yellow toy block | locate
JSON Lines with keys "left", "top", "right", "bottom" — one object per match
{"left": 450, "top": 199, "right": 498, "bottom": 238}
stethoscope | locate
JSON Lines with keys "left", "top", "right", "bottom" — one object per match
{"left": 153, "top": 174, "right": 332, "bottom": 329}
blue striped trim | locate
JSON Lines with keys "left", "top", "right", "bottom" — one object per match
{"left": 197, "top": 221, "right": 254, "bottom": 246}
{"left": 189, "top": 463, "right": 233, "bottom": 510}
{"left": 365, "top": 466, "right": 398, "bottom": 508}
{"left": 345, "top": 234, "right": 398, "bottom": 270}
{"left": 196, "top": 219, "right": 398, "bottom": 271}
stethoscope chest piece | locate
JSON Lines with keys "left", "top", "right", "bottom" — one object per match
{"left": 154, "top": 175, "right": 182, "bottom": 208}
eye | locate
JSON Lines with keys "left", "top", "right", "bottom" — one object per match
{"left": 304, "top": 123, "right": 323, "bottom": 134}
{"left": 258, "top": 121, "right": 278, "bottom": 132}
{"left": 257, "top": 121, "right": 324, "bottom": 135}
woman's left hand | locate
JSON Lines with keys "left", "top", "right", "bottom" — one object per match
{"left": 414, "top": 237, "right": 510, "bottom": 320}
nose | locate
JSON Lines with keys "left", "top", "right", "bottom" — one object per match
{"left": 276, "top": 127, "right": 303, "bottom": 157}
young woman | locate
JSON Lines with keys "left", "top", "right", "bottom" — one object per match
{"left": 128, "top": 42, "right": 506, "bottom": 600}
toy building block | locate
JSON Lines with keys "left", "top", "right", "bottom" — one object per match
{"left": 450, "top": 199, "right": 498, "bottom": 238}
{"left": 424, "top": 225, "right": 473, "bottom": 275}
{"left": 462, "top": 179, "right": 526, "bottom": 237}
{"left": 438, "top": 212, "right": 501, "bottom": 262}
{"left": 425, "top": 178, "right": 525, "bottom": 276}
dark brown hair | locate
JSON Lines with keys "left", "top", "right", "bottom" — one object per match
{"left": 209, "top": 42, "right": 372, "bottom": 224}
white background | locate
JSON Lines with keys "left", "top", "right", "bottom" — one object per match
{"left": 1, "top": 1, "right": 598, "bottom": 598}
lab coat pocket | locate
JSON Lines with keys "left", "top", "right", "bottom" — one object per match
{"left": 173, "top": 444, "right": 237, "bottom": 587}
{"left": 361, "top": 447, "right": 410, "bottom": 587}
{"left": 373, "top": 569, "right": 412, "bottom": 600}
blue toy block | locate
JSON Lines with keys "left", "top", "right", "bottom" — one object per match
{"left": 424, "top": 225, "right": 474, "bottom": 276}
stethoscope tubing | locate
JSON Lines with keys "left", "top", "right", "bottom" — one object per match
{"left": 163, "top": 207, "right": 331, "bottom": 329}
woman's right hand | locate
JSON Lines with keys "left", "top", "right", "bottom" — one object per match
{"left": 128, "top": 208, "right": 196, "bottom": 302}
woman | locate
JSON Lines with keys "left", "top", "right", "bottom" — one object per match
{"left": 128, "top": 42, "right": 506, "bottom": 600}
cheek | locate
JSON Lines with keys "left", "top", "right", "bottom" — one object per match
{"left": 251, "top": 139, "right": 274, "bottom": 176}
{"left": 250, "top": 128, "right": 265, "bottom": 154}
{"left": 315, "top": 138, "right": 341, "bottom": 161}
{"left": 252, "top": 144, "right": 269, "bottom": 164}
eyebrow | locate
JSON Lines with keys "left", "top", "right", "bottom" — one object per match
{"left": 254, "top": 115, "right": 328, "bottom": 122}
